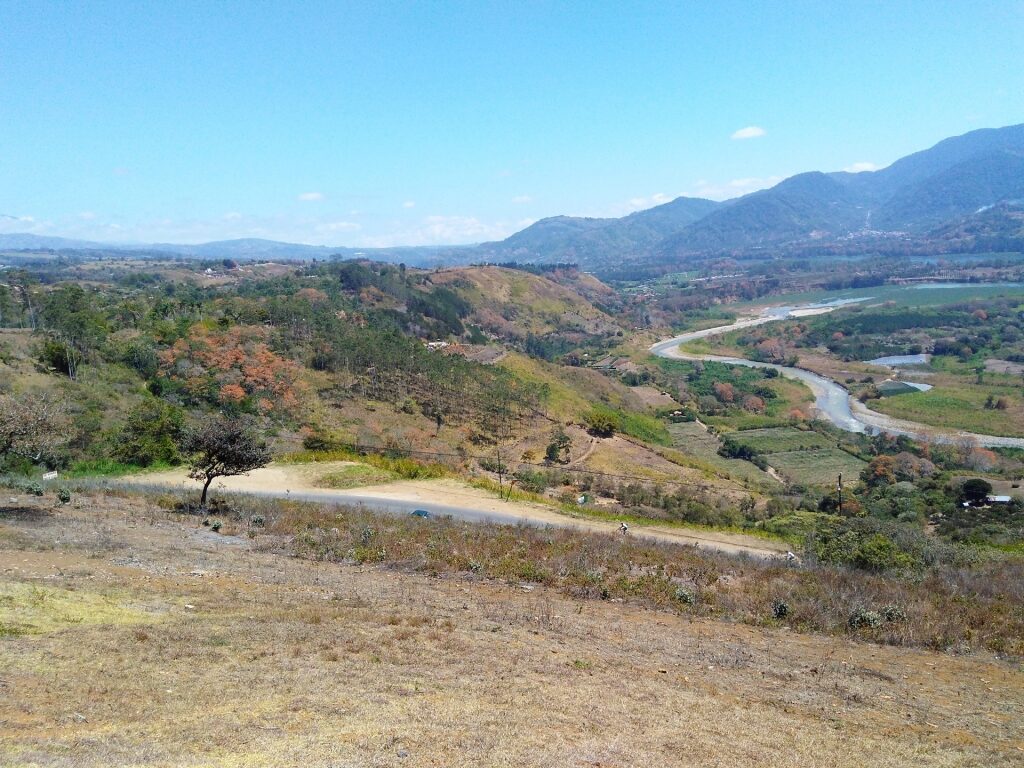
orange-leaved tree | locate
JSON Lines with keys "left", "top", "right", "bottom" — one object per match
{"left": 159, "top": 325, "right": 305, "bottom": 415}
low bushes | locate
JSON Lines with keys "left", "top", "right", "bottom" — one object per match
{"left": 216, "top": 495, "right": 1024, "bottom": 656}
{"left": 284, "top": 446, "right": 448, "bottom": 480}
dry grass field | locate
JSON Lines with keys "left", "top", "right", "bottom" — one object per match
{"left": 1, "top": 493, "right": 1022, "bottom": 767}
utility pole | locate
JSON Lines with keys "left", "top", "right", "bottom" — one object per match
{"left": 837, "top": 473, "right": 843, "bottom": 516}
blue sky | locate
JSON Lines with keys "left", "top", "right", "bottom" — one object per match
{"left": 2, "top": 1, "right": 1023, "bottom": 247}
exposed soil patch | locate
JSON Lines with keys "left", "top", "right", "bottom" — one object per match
{"left": 629, "top": 385, "right": 679, "bottom": 408}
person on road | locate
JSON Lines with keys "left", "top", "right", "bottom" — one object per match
{"left": 619, "top": 522, "right": 629, "bottom": 535}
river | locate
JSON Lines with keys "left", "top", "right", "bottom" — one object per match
{"left": 649, "top": 301, "right": 1024, "bottom": 448}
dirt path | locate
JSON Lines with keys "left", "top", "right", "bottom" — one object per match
{"left": 565, "top": 436, "right": 598, "bottom": 468}
{"left": 122, "top": 464, "right": 787, "bottom": 559}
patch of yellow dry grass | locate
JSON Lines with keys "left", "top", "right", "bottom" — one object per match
{"left": 0, "top": 582, "right": 158, "bottom": 636}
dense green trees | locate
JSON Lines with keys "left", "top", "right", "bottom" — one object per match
{"left": 39, "top": 284, "right": 108, "bottom": 379}
{"left": 114, "top": 399, "right": 186, "bottom": 467}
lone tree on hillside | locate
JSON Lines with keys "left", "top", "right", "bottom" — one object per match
{"left": 584, "top": 409, "right": 618, "bottom": 438}
{"left": 181, "top": 415, "right": 271, "bottom": 507}
{"left": 0, "top": 392, "right": 66, "bottom": 464}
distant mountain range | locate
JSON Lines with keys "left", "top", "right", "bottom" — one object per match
{"left": 0, "top": 233, "right": 467, "bottom": 267}
{"left": 4, "top": 123, "right": 1023, "bottom": 272}
{"left": 477, "top": 123, "right": 1024, "bottom": 269}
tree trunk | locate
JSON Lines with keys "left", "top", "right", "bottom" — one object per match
{"left": 200, "top": 475, "right": 214, "bottom": 506}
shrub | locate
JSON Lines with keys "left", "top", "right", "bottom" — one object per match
{"left": 26, "top": 481, "right": 44, "bottom": 497}
{"left": 57, "top": 487, "right": 71, "bottom": 505}
{"left": 512, "top": 468, "right": 549, "bottom": 494}
{"left": 38, "top": 338, "right": 75, "bottom": 376}
{"left": 302, "top": 430, "right": 347, "bottom": 452}
{"left": 808, "top": 519, "right": 920, "bottom": 572}
{"left": 848, "top": 607, "right": 882, "bottom": 630}
{"left": 674, "top": 587, "right": 696, "bottom": 605}
{"left": 880, "top": 604, "right": 907, "bottom": 623}
{"left": 771, "top": 599, "right": 790, "bottom": 619}
{"left": 584, "top": 409, "right": 619, "bottom": 438}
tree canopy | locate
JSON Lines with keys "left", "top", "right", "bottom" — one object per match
{"left": 181, "top": 415, "right": 271, "bottom": 506}
{"left": 0, "top": 392, "right": 66, "bottom": 465}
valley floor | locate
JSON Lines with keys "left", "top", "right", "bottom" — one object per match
{"left": 1, "top": 494, "right": 1022, "bottom": 767}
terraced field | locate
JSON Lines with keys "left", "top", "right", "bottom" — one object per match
{"left": 723, "top": 426, "right": 866, "bottom": 487}
{"left": 726, "top": 427, "right": 833, "bottom": 453}
{"left": 666, "top": 422, "right": 776, "bottom": 486}
{"left": 765, "top": 448, "right": 866, "bottom": 487}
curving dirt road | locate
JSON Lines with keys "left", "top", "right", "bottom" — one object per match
{"left": 121, "top": 464, "right": 787, "bottom": 559}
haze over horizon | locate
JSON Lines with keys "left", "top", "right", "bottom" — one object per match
{"left": 2, "top": 1, "right": 1023, "bottom": 248}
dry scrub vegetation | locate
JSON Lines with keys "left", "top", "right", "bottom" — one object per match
{"left": 268, "top": 498, "right": 1024, "bottom": 656}
{"left": 1, "top": 492, "right": 1022, "bottom": 767}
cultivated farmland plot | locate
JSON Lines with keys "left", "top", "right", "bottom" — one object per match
{"left": 666, "top": 422, "right": 776, "bottom": 486}
{"left": 726, "top": 427, "right": 833, "bottom": 453}
{"left": 765, "top": 448, "right": 867, "bottom": 487}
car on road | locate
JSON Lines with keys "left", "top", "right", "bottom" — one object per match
{"left": 410, "top": 509, "right": 431, "bottom": 518}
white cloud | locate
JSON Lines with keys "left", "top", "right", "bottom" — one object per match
{"left": 598, "top": 192, "right": 676, "bottom": 216}
{"left": 0, "top": 213, "right": 43, "bottom": 234}
{"left": 298, "top": 192, "right": 325, "bottom": 201}
{"left": 511, "top": 195, "right": 533, "bottom": 204}
{"left": 692, "top": 176, "right": 784, "bottom": 200}
{"left": 78, "top": 211, "right": 96, "bottom": 220}
{"left": 842, "top": 161, "right": 880, "bottom": 173}
{"left": 402, "top": 201, "right": 416, "bottom": 209}
{"left": 731, "top": 126, "right": 766, "bottom": 140}
{"left": 222, "top": 211, "right": 244, "bottom": 221}
{"left": 315, "top": 221, "right": 360, "bottom": 233}
{"left": 629, "top": 192, "right": 672, "bottom": 210}
{"left": 359, "top": 215, "right": 515, "bottom": 248}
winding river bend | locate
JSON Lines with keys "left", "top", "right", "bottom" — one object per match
{"left": 650, "top": 301, "right": 1024, "bottom": 448}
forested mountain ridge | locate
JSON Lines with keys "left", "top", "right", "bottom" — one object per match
{"left": 440, "top": 123, "right": 1024, "bottom": 268}
{"left": 505, "top": 123, "right": 1024, "bottom": 269}
{"left": 656, "top": 124, "right": 1024, "bottom": 262}
{"left": 477, "top": 196, "right": 721, "bottom": 263}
